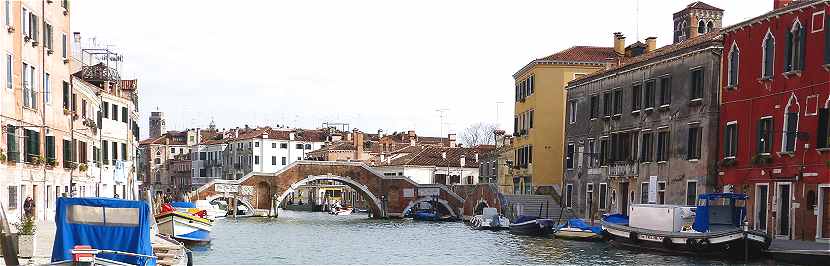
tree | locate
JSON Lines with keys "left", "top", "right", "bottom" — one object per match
{"left": 460, "top": 123, "right": 497, "bottom": 147}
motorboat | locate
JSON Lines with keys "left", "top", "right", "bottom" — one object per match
{"left": 601, "top": 193, "right": 771, "bottom": 259}
{"left": 509, "top": 215, "right": 554, "bottom": 236}
{"left": 50, "top": 197, "right": 190, "bottom": 266}
{"left": 196, "top": 199, "right": 226, "bottom": 220}
{"left": 329, "top": 205, "right": 354, "bottom": 216}
{"left": 469, "top": 207, "right": 509, "bottom": 230}
{"left": 156, "top": 202, "right": 213, "bottom": 243}
{"left": 554, "top": 218, "right": 603, "bottom": 241}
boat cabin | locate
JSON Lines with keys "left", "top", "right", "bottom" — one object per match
{"left": 692, "top": 193, "right": 748, "bottom": 233}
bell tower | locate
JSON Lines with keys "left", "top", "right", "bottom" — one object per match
{"left": 149, "top": 111, "right": 166, "bottom": 138}
{"left": 673, "top": 1, "right": 724, "bottom": 43}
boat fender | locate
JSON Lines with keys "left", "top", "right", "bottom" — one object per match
{"left": 629, "top": 232, "right": 639, "bottom": 243}
{"left": 186, "top": 249, "right": 194, "bottom": 266}
{"left": 685, "top": 238, "right": 698, "bottom": 250}
{"left": 661, "top": 237, "right": 673, "bottom": 248}
{"left": 699, "top": 238, "right": 710, "bottom": 248}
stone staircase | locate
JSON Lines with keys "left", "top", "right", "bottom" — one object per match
{"left": 502, "top": 194, "right": 567, "bottom": 222}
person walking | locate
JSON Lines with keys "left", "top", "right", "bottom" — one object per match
{"left": 23, "top": 197, "right": 35, "bottom": 219}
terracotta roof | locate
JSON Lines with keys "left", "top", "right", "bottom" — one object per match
{"left": 722, "top": 0, "right": 826, "bottom": 34}
{"left": 231, "top": 128, "right": 328, "bottom": 142}
{"left": 568, "top": 32, "right": 722, "bottom": 88}
{"left": 138, "top": 131, "right": 188, "bottom": 145}
{"left": 684, "top": 1, "right": 723, "bottom": 12}
{"left": 385, "top": 147, "right": 491, "bottom": 168}
{"left": 540, "top": 46, "right": 620, "bottom": 63}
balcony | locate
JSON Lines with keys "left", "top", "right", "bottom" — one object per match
{"left": 606, "top": 162, "right": 638, "bottom": 177}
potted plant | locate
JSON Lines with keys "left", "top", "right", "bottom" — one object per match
{"left": 751, "top": 154, "right": 772, "bottom": 165}
{"left": 78, "top": 163, "right": 88, "bottom": 172}
{"left": 14, "top": 216, "right": 37, "bottom": 258}
{"left": 0, "top": 149, "right": 6, "bottom": 162}
{"left": 718, "top": 158, "right": 737, "bottom": 168}
{"left": 46, "top": 158, "right": 57, "bottom": 167}
{"left": 63, "top": 108, "right": 71, "bottom": 115}
{"left": 30, "top": 155, "right": 44, "bottom": 166}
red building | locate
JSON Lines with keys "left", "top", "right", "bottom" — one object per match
{"left": 719, "top": 0, "right": 830, "bottom": 241}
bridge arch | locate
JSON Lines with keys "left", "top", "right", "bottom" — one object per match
{"left": 401, "top": 197, "right": 458, "bottom": 219}
{"left": 275, "top": 175, "right": 384, "bottom": 218}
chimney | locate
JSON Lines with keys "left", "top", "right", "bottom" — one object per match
{"left": 690, "top": 14, "right": 700, "bottom": 39}
{"left": 289, "top": 132, "right": 295, "bottom": 141}
{"left": 409, "top": 131, "right": 416, "bottom": 146}
{"left": 645, "top": 37, "right": 657, "bottom": 53}
{"left": 474, "top": 153, "right": 479, "bottom": 161}
{"left": 441, "top": 152, "right": 447, "bottom": 160}
{"left": 613, "top": 32, "right": 626, "bottom": 55}
{"left": 448, "top": 133, "right": 457, "bottom": 147}
{"left": 460, "top": 155, "right": 466, "bottom": 168}
{"left": 353, "top": 131, "right": 364, "bottom": 160}
{"left": 774, "top": 0, "right": 792, "bottom": 9}
{"left": 378, "top": 129, "right": 385, "bottom": 138}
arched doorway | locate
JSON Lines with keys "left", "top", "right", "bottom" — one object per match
{"left": 256, "top": 182, "right": 271, "bottom": 210}
{"left": 275, "top": 175, "right": 385, "bottom": 218}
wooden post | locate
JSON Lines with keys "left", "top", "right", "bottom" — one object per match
{"left": 232, "top": 193, "right": 238, "bottom": 220}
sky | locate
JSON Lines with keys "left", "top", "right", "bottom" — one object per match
{"left": 70, "top": 0, "right": 769, "bottom": 139}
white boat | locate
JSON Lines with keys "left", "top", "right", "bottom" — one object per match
{"left": 470, "top": 208, "right": 509, "bottom": 230}
{"left": 156, "top": 202, "right": 213, "bottom": 243}
{"left": 196, "top": 199, "right": 226, "bottom": 220}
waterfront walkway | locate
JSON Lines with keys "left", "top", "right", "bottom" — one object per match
{"left": 0, "top": 220, "right": 55, "bottom": 266}
{"left": 765, "top": 239, "right": 830, "bottom": 266}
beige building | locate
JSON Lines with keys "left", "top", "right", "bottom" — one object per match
{"left": 512, "top": 45, "right": 622, "bottom": 195}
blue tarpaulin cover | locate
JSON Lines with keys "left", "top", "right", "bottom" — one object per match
{"left": 558, "top": 218, "right": 603, "bottom": 234}
{"left": 602, "top": 214, "right": 629, "bottom": 225}
{"left": 51, "top": 197, "right": 155, "bottom": 266}
{"left": 170, "top": 201, "right": 196, "bottom": 208}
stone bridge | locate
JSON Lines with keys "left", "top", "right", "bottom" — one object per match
{"left": 191, "top": 161, "right": 468, "bottom": 219}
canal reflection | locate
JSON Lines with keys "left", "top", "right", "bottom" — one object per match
{"left": 191, "top": 210, "right": 784, "bottom": 265}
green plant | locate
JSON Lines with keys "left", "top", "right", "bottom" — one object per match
{"left": 29, "top": 155, "right": 44, "bottom": 165}
{"left": 46, "top": 158, "right": 57, "bottom": 167}
{"left": 78, "top": 163, "right": 88, "bottom": 172}
{"left": 718, "top": 158, "right": 737, "bottom": 168}
{"left": 13, "top": 216, "right": 37, "bottom": 235}
{"left": 0, "top": 150, "right": 6, "bottom": 162}
{"left": 751, "top": 154, "right": 772, "bottom": 165}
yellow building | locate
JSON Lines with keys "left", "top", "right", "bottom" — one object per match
{"left": 511, "top": 44, "right": 623, "bottom": 195}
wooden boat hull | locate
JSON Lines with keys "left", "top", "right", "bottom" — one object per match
{"left": 602, "top": 221, "right": 771, "bottom": 259}
{"left": 156, "top": 212, "right": 213, "bottom": 243}
{"left": 509, "top": 219, "right": 554, "bottom": 236}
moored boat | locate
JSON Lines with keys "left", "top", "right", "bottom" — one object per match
{"left": 196, "top": 199, "right": 226, "bottom": 220}
{"left": 601, "top": 193, "right": 771, "bottom": 259}
{"left": 156, "top": 202, "right": 213, "bottom": 243}
{"left": 554, "top": 218, "right": 603, "bottom": 241}
{"left": 470, "top": 207, "right": 509, "bottom": 230}
{"left": 509, "top": 215, "right": 554, "bottom": 236}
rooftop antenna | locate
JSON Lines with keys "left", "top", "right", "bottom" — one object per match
{"left": 635, "top": 0, "right": 640, "bottom": 40}
{"left": 436, "top": 108, "right": 449, "bottom": 138}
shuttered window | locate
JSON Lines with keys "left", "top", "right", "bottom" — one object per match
{"left": 818, "top": 108, "right": 829, "bottom": 148}
{"left": 758, "top": 118, "right": 774, "bottom": 154}
{"left": 763, "top": 32, "right": 775, "bottom": 78}
{"left": 644, "top": 80, "right": 656, "bottom": 109}
{"left": 687, "top": 125, "right": 702, "bottom": 160}
{"left": 727, "top": 45, "right": 739, "bottom": 87}
{"left": 62, "top": 139, "right": 72, "bottom": 166}
{"left": 632, "top": 83, "right": 642, "bottom": 111}
{"left": 46, "top": 136, "right": 55, "bottom": 160}
{"left": 102, "top": 140, "right": 109, "bottom": 165}
{"left": 724, "top": 123, "right": 738, "bottom": 158}
{"left": 6, "top": 125, "right": 17, "bottom": 162}
{"left": 659, "top": 76, "right": 672, "bottom": 106}
{"left": 783, "top": 112, "right": 798, "bottom": 152}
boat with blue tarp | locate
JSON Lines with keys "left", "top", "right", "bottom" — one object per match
{"left": 601, "top": 193, "right": 771, "bottom": 259}
{"left": 554, "top": 218, "right": 603, "bottom": 241}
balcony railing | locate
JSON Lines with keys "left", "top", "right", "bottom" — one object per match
{"left": 606, "top": 162, "right": 638, "bottom": 177}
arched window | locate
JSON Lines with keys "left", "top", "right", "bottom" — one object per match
{"left": 782, "top": 94, "right": 800, "bottom": 153}
{"left": 707, "top": 21, "right": 714, "bottom": 33}
{"left": 698, "top": 20, "right": 707, "bottom": 34}
{"left": 785, "top": 20, "right": 805, "bottom": 72}
{"left": 727, "top": 42, "right": 739, "bottom": 87}
{"left": 762, "top": 30, "right": 775, "bottom": 78}
{"left": 680, "top": 21, "right": 687, "bottom": 37}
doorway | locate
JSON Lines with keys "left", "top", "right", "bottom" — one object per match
{"left": 817, "top": 185, "right": 830, "bottom": 240}
{"left": 620, "top": 182, "right": 629, "bottom": 216}
{"left": 755, "top": 183, "right": 769, "bottom": 232}
{"left": 776, "top": 182, "right": 792, "bottom": 239}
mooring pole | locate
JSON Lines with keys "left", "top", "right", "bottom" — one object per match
{"left": 233, "top": 193, "right": 238, "bottom": 220}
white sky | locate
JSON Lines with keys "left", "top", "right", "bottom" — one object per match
{"left": 70, "top": 0, "right": 768, "bottom": 139}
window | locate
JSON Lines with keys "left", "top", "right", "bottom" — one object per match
{"left": 724, "top": 122, "right": 738, "bottom": 158}
{"left": 254, "top": 141, "right": 260, "bottom": 147}
{"left": 785, "top": 20, "right": 806, "bottom": 72}
{"left": 21, "top": 7, "right": 28, "bottom": 37}
{"left": 826, "top": 11, "right": 830, "bottom": 65}
{"left": 43, "top": 22, "right": 53, "bottom": 50}
{"left": 656, "top": 131, "right": 670, "bottom": 162}
{"left": 271, "top": 156, "right": 277, "bottom": 165}
{"left": 819, "top": 106, "right": 830, "bottom": 149}
{"left": 763, "top": 31, "right": 775, "bottom": 78}
{"left": 112, "top": 104, "right": 118, "bottom": 121}
{"left": 5, "top": 54, "right": 11, "bottom": 90}
{"left": 7, "top": 186, "right": 17, "bottom": 209}
{"left": 296, "top": 144, "right": 303, "bottom": 149}
{"left": 589, "top": 95, "right": 599, "bottom": 119}
{"left": 599, "top": 138, "right": 609, "bottom": 166}
{"left": 613, "top": 89, "right": 623, "bottom": 115}
{"left": 121, "top": 107, "right": 127, "bottom": 123}
{"left": 598, "top": 183, "right": 608, "bottom": 210}
{"left": 631, "top": 83, "right": 642, "bottom": 111}
{"left": 23, "top": 129, "right": 40, "bottom": 163}
{"left": 698, "top": 20, "right": 706, "bottom": 34}
{"left": 102, "top": 140, "right": 108, "bottom": 165}
{"left": 22, "top": 63, "right": 36, "bottom": 109}
{"left": 5, "top": 125, "right": 16, "bottom": 162}
{"left": 305, "top": 144, "right": 312, "bottom": 150}
{"left": 640, "top": 182, "right": 648, "bottom": 204}
{"left": 727, "top": 43, "right": 739, "bottom": 87}
{"left": 3, "top": 0, "right": 9, "bottom": 26}
{"left": 783, "top": 112, "right": 799, "bottom": 153}
{"left": 254, "top": 156, "right": 260, "bottom": 165}
{"left": 603, "top": 92, "right": 612, "bottom": 117}
{"left": 280, "top": 143, "right": 288, "bottom": 149}
{"left": 199, "top": 152, "right": 207, "bottom": 160}
{"left": 566, "top": 143, "right": 575, "bottom": 169}
{"left": 686, "top": 181, "right": 698, "bottom": 206}
{"left": 687, "top": 125, "right": 702, "bottom": 160}
{"left": 28, "top": 12, "right": 37, "bottom": 41}
{"left": 281, "top": 157, "right": 287, "bottom": 165}
{"left": 640, "top": 132, "right": 653, "bottom": 162}
{"left": 568, "top": 100, "right": 577, "bottom": 124}
{"left": 586, "top": 139, "right": 597, "bottom": 168}
{"left": 63, "top": 139, "right": 72, "bottom": 165}
{"left": 586, "top": 183, "right": 594, "bottom": 213}
{"left": 690, "top": 68, "right": 704, "bottom": 100}
{"left": 644, "top": 80, "right": 656, "bottom": 109}
{"left": 46, "top": 135, "right": 55, "bottom": 160}
{"left": 103, "top": 102, "right": 109, "bottom": 118}
{"left": 657, "top": 182, "right": 666, "bottom": 204}
{"left": 758, "top": 117, "right": 774, "bottom": 154}
{"left": 565, "top": 184, "right": 573, "bottom": 208}
{"left": 81, "top": 99, "right": 87, "bottom": 118}
{"left": 112, "top": 142, "right": 118, "bottom": 163}
{"left": 61, "top": 33, "right": 67, "bottom": 59}
{"left": 272, "top": 143, "right": 276, "bottom": 148}
{"left": 659, "top": 76, "right": 671, "bottom": 106}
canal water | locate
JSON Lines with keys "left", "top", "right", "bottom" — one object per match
{"left": 191, "top": 210, "right": 781, "bottom": 265}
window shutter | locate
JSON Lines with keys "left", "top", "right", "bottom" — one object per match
{"left": 818, "top": 108, "right": 829, "bottom": 148}
{"left": 757, "top": 120, "right": 764, "bottom": 153}
{"left": 97, "top": 111, "right": 102, "bottom": 129}
{"left": 826, "top": 15, "right": 830, "bottom": 64}
{"left": 785, "top": 31, "right": 793, "bottom": 71}
{"left": 799, "top": 27, "right": 806, "bottom": 70}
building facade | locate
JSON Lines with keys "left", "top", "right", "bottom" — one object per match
{"left": 139, "top": 130, "right": 191, "bottom": 195}
{"left": 511, "top": 45, "right": 622, "bottom": 195}
{"left": 719, "top": 0, "right": 830, "bottom": 241}
{"left": 222, "top": 127, "right": 326, "bottom": 180}
{"left": 564, "top": 2, "right": 724, "bottom": 220}
{"left": 373, "top": 146, "right": 489, "bottom": 185}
